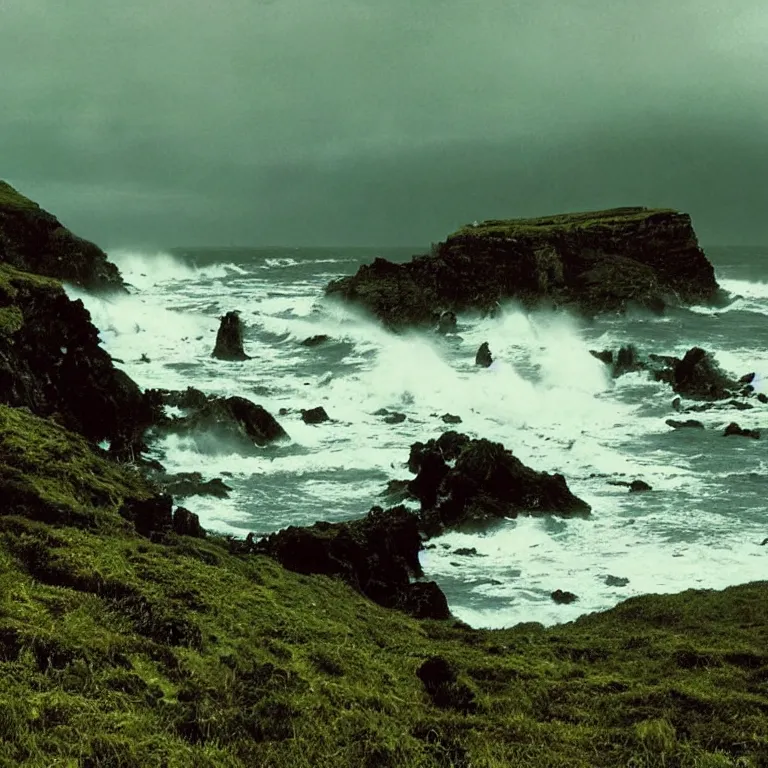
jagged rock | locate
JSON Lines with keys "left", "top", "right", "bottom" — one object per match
{"left": 759, "top": 394, "right": 768, "bottom": 404}
{"left": 671, "top": 347, "right": 737, "bottom": 400}
{"left": 605, "top": 575, "right": 630, "bottom": 587}
{"left": 301, "top": 334, "right": 330, "bottom": 347}
{"left": 591, "top": 344, "right": 645, "bottom": 378}
{"left": 152, "top": 390, "right": 288, "bottom": 450}
{"left": 589, "top": 349, "right": 614, "bottom": 365}
{"left": 301, "top": 406, "right": 329, "bottom": 424}
{"left": 173, "top": 507, "right": 206, "bottom": 538}
{"left": 666, "top": 419, "right": 705, "bottom": 430}
{"left": 436, "top": 311, "right": 457, "bottom": 334}
{"left": 325, "top": 207, "right": 719, "bottom": 328}
{"left": 740, "top": 373, "right": 756, "bottom": 384}
{"left": 384, "top": 412, "right": 407, "bottom": 425}
{"left": 441, "top": 413, "right": 462, "bottom": 424}
{"left": 0, "top": 266, "right": 158, "bottom": 456}
{"left": 0, "top": 180, "right": 125, "bottom": 292}
{"left": 724, "top": 422, "right": 760, "bottom": 440}
{"left": 380, "top": 479, "right": 414, "bottom": 503}
{"left": 255, "top": 505, "right": 449, "bottom": 620}
{"left": 212, "top": 311, "right": 250, "bottom": 361}
{"left": 408, "top": 433, "right": 590, "bottom": 536}
{"left": 155, "top": 472, "right": 232, "bottom": 499}
{"left": 551, "top": 589, "right": 578, "bottom": 604}
{"left": 475, "top": 342, "right": 493, "bottom": 368}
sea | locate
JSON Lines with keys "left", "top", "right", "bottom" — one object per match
{"left": 66, "top": 244, "right": 768, "bottom": 629}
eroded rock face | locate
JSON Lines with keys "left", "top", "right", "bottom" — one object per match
{"left": 407, "top": 432, "right": 591, "bottom": 536}
{"left": 255, "top": 505, "right": 450, "bottom": 620}
{"left": 0, "top": 265, "right": 157, "bottom": 455}
{"left": 326, "top": 207, "right": 719, "bottom": 328}
{"left": 0, "top": 180, "right": 125, "bottom": 292}
{"left": 212, "top": 311, "right": 250, "bottom": 361}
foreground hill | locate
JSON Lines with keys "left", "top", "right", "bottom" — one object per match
{"left": 326, "top": 207, "right": 720, "bottom": 328}
{"left": 1, "top": 406, "right": 768, "bottom": 767}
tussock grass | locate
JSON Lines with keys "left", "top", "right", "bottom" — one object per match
{"left": 1, "top": 406, "right": 768, "bottom": 766}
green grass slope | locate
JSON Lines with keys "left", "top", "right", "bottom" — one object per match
{"left": 1, "top": 405, "right": 767, "bottom": 767}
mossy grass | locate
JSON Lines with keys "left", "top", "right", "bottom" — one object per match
{"left": 1, "top": 405, "right": 767, "bottom": 766}
{"left": 0, "top": 263, "right": 62, "bottom": 336}
{"left": 0, "top": 181, "right": 41, "bottom": 211}
{"left": 451, "top": 206, "right": 680, "bottom": 239}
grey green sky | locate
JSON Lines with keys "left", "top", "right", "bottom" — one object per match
{"left": 1, "top": 0, "right": 766, "bottom": 246}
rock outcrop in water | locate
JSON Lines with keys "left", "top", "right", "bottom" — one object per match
{"left": 212, "top": 311, "right": 251, "bottom": 361}
{"left": 406, "top": 432, "right": 591, "bottom": 536}
{"left": 0, "top": 180, "right": 125, "bottom": 292}
{"left": 326, "top": 207, "right": 719, "bottom": 328}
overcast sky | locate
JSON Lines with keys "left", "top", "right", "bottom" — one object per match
{"left": 1, "top": 0, "right": 766, "bottom": 247}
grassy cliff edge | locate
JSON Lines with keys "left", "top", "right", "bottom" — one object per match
{"left": 1, "top": 406, "right": 767, "bottom": 767}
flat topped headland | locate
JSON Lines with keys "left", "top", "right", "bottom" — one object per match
{"left": 327, "top": 206, "right": 720, "bottom": 328}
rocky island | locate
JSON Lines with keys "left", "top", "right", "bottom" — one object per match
{"left": 2, "top": 181, "right": 768, "bottom": 767}
{"left": 326, "top": 207, "right": 720, "bottom": 328}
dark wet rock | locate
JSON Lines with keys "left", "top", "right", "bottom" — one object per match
{"left": 740, "top": 372, "right": 756, "bottom": 384}
{"left": 666, "top": 419, "right": 705, "bottom": 430}
{"left": 591, "top": 344, "right": 645, "bottom": 378}
{"left": 416, "top": 656, "right": 477, "bottom": 713}
{"left": 212, "top": 311, "right": 250, "bottom": 361}
{"left": 152, "top": 389, "right": 288, "bottom": 450}
{"left": 453, "top": 547, "right": 486, "bottom": 557}
{"left": 409, "top": 433, "right": 590, "bottom": 536}
{"left": 0, "top": 269, "right": 158, "bottom": 457}
{"left": 380, "top": 479, "right": 414, "bottom": 503}
{"left": 605, "top": 575, "right": 630, "bottom": 587}
{"left": 301, "top": 406, "right": 329, "bottom": 424}
{"left": 671, "top": 347, "right": 737, "bottom": 400}
{"left": 608, "top": 479, "right": 652, "bottom": 492}
{"left": 759, "top": 394, "right": 768, "bottom": 404}
{"left": 119, "top": 494, "right": 173, "bottom": 539}
{"left": 686, "top": 399, "right": 754, "bottom": 413}
{"left": 761, "top": 538, "right": 768, "bottom": 546}
{"left": 384, "top": 412, "right": 407, "bottom": 425}
{"left": 256, "top": 505, "right": 449, "bottom": 619}
{"left": 0, "top": 180, "right": 125, "bottom": 291}
{"left": 173, "top": 507, "right": 206, "bottom": 538}
{"left": 436, "top": 310, "right": 457, "bottom": 334}
{"left": 589, "top": 349, "right": 614, "bottom": 365}
{"left": 301, "top": 334, "right": 330, "bottom": 347}
{"left": 475, "top": 342, "right": 493, "bottom": 368}
{"left": 672, "top": 396, "right": 682, "bottom": 412}
{"left": 325, "top": 208, "right": 719, "bottom": 328}
{"left": 441, "top": 413, "right": 462, "bottom": 424}
{"left": 724, "top": 422, "right": 760, "bottom": 440}
{"left": 154, "top": 472, "right": 232, "bottom": 499}
{"left": 551, "top": 589, "right": 578, "bottom": 605}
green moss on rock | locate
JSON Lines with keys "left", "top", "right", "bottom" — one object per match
{"left": 0, "top": 181, "right": 40, "bottom": 211}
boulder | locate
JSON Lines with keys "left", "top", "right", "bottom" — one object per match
{"left": 436, "top": 311, "right": 457, "bottom": 334}
{"left": 325, "top": 207, "right": 719, "bottom": 328}
{"left": 301, "top": 406, "right": 330, "bottom": 424}
{"left": 408, "top": 433, "right": 590, "bottom": 535}
{"left": 0, "top": 180, "right": 125, "bottom": 292}
{"left": 605, "top": 575, "right": 630, "bottom": 587}
{"left": 152, "top": 390, "right": 288, "bottom": 451}
{"left": 173, "top": 507, "right": 206, "bottom": 538}
{"left": 441, "top": 413, "right": 462, "bottom": 424}
{"left": 212, "top": 311, "right": 251, "bottom": 361}
{"left": 255, "top": 505, "right": 450, "bottom": 620}
{"left": 724, "top": 422, "right": 760, "bottom": 440}
{"left": 383, "top": 412, "right": 407, "bottom": 425}
{"left": 154, "top": 472, "right": 232, "bottom": 499}
{"left": 671, "top": 347, "right": 737, "bottom": 400}
{"left": 475, "top": 342, "right": 493, "bottom": 368}
{"left": 666, "top": 419, "right": 705, "bottom": 430}
{"left": 551, "top": 589, "right": 578, "bottom": 605}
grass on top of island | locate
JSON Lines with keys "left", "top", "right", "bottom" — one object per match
{"left": 0, "top": 404, "right": 767, "bottom": 767}
{"left": 450, "top": 206, "right": 681, "bottom": 240}
{"left": 0, "top": 181, "right": 41, "bottom": 211}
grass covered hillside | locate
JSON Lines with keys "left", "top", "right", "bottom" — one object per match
{"left": 1, "top": 405, "right": 768, "bottom": 767}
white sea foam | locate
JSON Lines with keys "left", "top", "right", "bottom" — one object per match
{"left": 108, "top": 249, "right": 236, "bottom": 289}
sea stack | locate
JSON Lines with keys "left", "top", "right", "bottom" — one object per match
{"left": 212, "top": 311, "right": 251, "bottom": 361}
{"left": 326, "top": 207, "right": 720, "bottom": 329}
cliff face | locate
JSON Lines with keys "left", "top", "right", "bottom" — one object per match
{"left": 0, "top": 180, "right": 124, "bottom": 292}
{"left": 0, "top": 264, "right": 156, "bottom": 455}
{"left": 326, "top": 207, "right": 720, "bottom": 328}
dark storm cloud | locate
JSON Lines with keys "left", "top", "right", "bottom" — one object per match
{"left": 1, "top": 0, "right": 766, "bottom": 246}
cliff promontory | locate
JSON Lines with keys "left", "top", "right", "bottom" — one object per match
{"left": 326, "top": 207, "right": 720, "bottom": 328}
{"left": 0, "top": 180, "right": 124, "bottom": 292}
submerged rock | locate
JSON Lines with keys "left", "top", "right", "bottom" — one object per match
{"left": 724, "top": 422, "right": 760, "bottom": 440}
{"left": 212, "top": 311, "right": 251, "bottom": 361}
{"left": 301, "top": 334, "right": 330, "bottom": 347}
{"left": 551, "top": 589, "right": 578, "bottom": 605}
{"left": 301, "top": 406, "right": 330, "bottom": 424}
{"left": 325, "top": 207, "right": 719, "bottom": 328}
{"left": 666, "top": 419, "right": 705, "bottom": 430}
{"left": 255, "top": 505, "right": 449, "bottom": 620}
{"left": 0, "top": 180, "right": 125, "bottom": 292}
